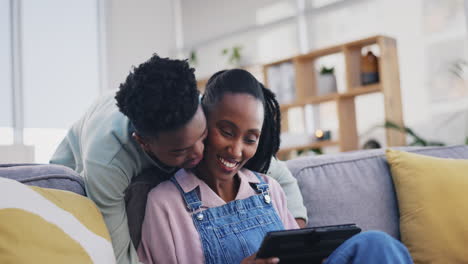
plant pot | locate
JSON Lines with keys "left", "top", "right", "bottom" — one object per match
{"left": 317, "top": 73, "right": 337, "bottom": 95}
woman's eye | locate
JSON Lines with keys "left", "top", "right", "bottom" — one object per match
{"left": 245, "top": 137, "right": 258, "bottom": 144}
{"left": 221, "top": 129, "right": 233, "bottom": 137}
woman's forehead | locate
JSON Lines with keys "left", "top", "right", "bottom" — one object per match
{"left": 210, "top": 94, "right": 264, "bottom": 125}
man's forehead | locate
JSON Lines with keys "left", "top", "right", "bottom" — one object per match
{"left": 156, "top": 128, "right": 196, "bottom": 145}
{"left": 156, "top": 107, "right": 207, "bottom": 149}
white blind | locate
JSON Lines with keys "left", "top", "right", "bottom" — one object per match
{"left": 0, "top": 0, "right": 12, "bottom": 127}
{"left": 21, "top": 0, "right": 99, "bottom": 129}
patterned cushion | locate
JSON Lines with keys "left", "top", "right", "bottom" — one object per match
{"left": 0, "top": 177, "right": 115, "bottom": 263}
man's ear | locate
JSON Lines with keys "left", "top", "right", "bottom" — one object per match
{"left": 132, "top": 132, "right": 149, "bottom": 151}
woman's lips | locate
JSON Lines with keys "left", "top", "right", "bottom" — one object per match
{"left": 216, "top": 155, "right": 240, "bottom": 173}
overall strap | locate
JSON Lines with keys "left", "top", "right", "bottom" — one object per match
{"left": 251, "top": 172, "right": 272, "bottom": 204}
{"left": 251, "top": 172, "right": 269, "bottom": 193}
{"left": 169, "top": 177, "right": 202, "bottom": 212}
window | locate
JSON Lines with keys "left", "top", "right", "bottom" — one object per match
{"left": 0, "top": 0, "right": 13, "bottom": 145}
{"left": 20, "top": 0, "right": 100, "bottom": 162}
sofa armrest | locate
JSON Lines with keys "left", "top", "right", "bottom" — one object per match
{"left": 0, "top": 163, "right": 85, "bottom": 196}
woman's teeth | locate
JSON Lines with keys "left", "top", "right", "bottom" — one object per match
{"left": 218, "top": 156, "right": 238, "bottom": 168}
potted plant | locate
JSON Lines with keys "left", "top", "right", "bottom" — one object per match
{"left": 384, "top": 121, "right": 445, "bottom": 146}
{"left": 221, "top": 45, "right": 243, "bottom": 67}
{"left": 317, "top": 66, "right": 337, "bottom": 95}
{"left": 188, "top": 50, "right": 198, "bottom": 66}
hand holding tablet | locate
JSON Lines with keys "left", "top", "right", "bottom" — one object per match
{"left": 256, "top": 224, "right": 361, "bottom": 264}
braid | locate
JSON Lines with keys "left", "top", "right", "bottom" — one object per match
{"left": 244, "top": 84, "right": 281, "bottom": 173}
{"left": 262, "top": 85, "right": 281, "bottom": 156}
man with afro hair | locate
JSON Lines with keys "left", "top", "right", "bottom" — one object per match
{"left": 50, "top": 54, "right": 307, "bottom": 264}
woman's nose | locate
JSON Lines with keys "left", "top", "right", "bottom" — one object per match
{"left": 227, "top": 139, "right": 242, "bottom": 159}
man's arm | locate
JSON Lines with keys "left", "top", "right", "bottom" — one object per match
{"left": 84, "top": 160, "right": 140, "bottom": 264}
{"left": 267, "top": 157, "right": 308, "bottom": 227}
{"left": 50, "top": 133, "right": 78, "bottom": 169}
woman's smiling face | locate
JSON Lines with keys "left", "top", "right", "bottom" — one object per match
{"left": 200, "top": 92, "right": 264, "bottom": 182}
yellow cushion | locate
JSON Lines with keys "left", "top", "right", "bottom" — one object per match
{"left": 386, "top": 149, "right": 468, "bottom": 263}
{"left": 0, "top": 177, "right": 115, "bottom": 264}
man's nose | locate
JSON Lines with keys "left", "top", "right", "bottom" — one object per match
{"left": 191, "top": 140, "right": 204, "bottom": 159}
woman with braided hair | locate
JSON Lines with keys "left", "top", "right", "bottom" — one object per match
{"left": 137, "top": 69, "right": 413, "bottom": 264}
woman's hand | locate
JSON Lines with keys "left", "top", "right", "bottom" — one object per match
{"left": 241, "top": 253, "right": 280, "bottom": 264}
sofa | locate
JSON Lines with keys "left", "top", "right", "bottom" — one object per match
{"left": 0, "top": 163, "right": 115, "bottom": 263}
{"left": 286, "top": 144, "right": 468, "bottom": 239}
{"left": 2, "top": 144, "right": 468, "bottom": 263}
{"left": 0, "top": 163, "right": 85, "bottom": 195}
{"left": 2, "top": 144, "right": 467, "bottom": 240}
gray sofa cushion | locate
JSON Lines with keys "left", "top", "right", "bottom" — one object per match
{"left": 0, "top": 164, "right": 85, "bottom": 196}
{"left": 286, "top": 145, "right": 468, "bottom": 239}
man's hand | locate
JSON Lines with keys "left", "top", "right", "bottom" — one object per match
{"left": 241, "top": 253, "right": 280, "bottom": 264}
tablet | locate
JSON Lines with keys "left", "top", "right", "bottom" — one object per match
{"left": 256, "top": 224, "right": 361, "bottom": 264}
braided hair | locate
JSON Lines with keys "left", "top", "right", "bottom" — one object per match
{"left": 202, "top": 69, "right": 281, "bottom": 174}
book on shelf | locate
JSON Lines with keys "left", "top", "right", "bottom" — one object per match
{"left": 266, "top": 62, "right": 296, "bottom": 104}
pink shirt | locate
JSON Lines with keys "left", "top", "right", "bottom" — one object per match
{"left": 137, "top": 168, "right": 299, "bottom": 264}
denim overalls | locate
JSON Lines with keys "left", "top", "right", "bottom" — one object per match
{"left": 170, "top": 173, "right": 285, "bottom": 264}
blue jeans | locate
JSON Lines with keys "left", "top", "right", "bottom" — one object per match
{"left": 325, "top": 231, "right": 413, "bottom": 264}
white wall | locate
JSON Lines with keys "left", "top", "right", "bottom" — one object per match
{"left": 180, "top": 0, "right": 468, "bottom": 148}
{"left": 0, "top": 145, "right": 34, "bottom": 163}
{"left": 376, "top": 0, "right": 430, "bottom": 126}
{"left": 180, "top": 0, "right": 299, "bottom": 78}
{"left": 105, "top": 0, "right": 176, "bottom": 91}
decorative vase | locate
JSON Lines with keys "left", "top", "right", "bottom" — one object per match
{"left": 361, "top": 51, "right": 379, "bottom": 85}
{"left": 317, "top": 73, "right": 337, "bottom": 96}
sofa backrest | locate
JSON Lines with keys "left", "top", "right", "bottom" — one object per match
{"left": 0, "top": 164, "right": 85, "bottom": 196}
{"left": 286, "top": 145, "right": 468, "bottom": 239}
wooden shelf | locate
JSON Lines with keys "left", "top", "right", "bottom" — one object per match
{"left": 296, "top": 46, "right": 344, "bottom": 61}
{"left": 197, "top": 78, "right": 208, "bottom": 92}
{"left": 198, "top": 35, "right": 405, "bottom": 159}
{"left": 278, "top": 140, "right": 340, "bottom": 156}
{"left": 346, "top": 35, "right": 383, "bottom": 48}
{"left": 280, "top": 93, "right": 339, "bottom": 110}
{"left": 339, "top": 84, "right": 381, "bottom": 98}
{"left": 263, "top": 35, "right": 405, "bottom": 157}
{"left": 264, "top": 58, "right": 294, "bottom": 68}
{"left": 279, "top": 85, "right": 381, "bottom": 111}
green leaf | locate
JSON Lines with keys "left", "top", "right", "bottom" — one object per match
{"left": 189, "top": 50, "right": 197, "bottom": 65}
{"left": 383, "top": 120, "right": 445, "bottom": 147}
{"left": 320, "top": 66, "right": 334, "bottom": 75}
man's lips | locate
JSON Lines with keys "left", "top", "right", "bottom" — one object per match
{"left": 185, "top": 158, "right": 202, "bottom": 168}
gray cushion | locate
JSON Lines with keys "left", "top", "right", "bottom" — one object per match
{"left": 286, "top": 145, "right": 468, "bottom": 239}
{"left": 0, "top": 163, "right": 85, "bottom": 196}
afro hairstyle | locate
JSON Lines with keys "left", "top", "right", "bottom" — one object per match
{"left": 115, "top": 54, "right": 200, "bottom": 138}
